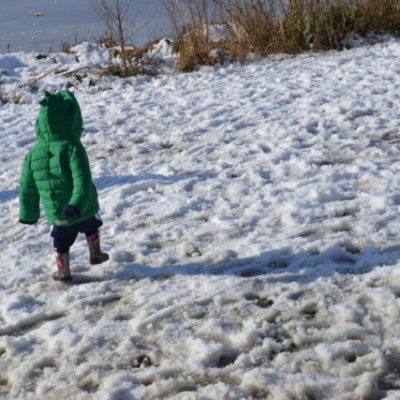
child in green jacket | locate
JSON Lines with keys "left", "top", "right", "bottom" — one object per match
{"left": 19, "top": 90, "right": 109, "bottom": 281}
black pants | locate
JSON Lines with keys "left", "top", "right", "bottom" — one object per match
{"left": 51, "top": 215, "right": 103, "bottom": 253}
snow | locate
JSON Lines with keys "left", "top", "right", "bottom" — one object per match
{"left": 1, "top": 39, "right": 400, "bottom": 398}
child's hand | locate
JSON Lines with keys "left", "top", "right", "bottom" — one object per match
{"left": 62, "top": 205, "right": 81, "bottom": 219}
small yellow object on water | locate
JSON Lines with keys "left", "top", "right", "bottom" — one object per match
{"left": 33, "top": 13, "right": 44, "bottom": 17}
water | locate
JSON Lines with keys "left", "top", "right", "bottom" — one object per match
{"left": 0, "top": 0, "right": 169, "bottom": 53}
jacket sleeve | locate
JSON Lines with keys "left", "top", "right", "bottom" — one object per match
{"left": 68, "top": 143, "right": 93, "bottom": 211}
{"left": 19, "top": 153, "right": 40, "bottom": 222}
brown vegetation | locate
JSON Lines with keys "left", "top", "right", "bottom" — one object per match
{"left": 86, "top": 0, "right": 400, "bottom": 74}
{"left": 168, "top": 0, "right": 400, "bottom": 71}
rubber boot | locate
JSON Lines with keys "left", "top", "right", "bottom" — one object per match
{"left": 53, "top": 251, "right": 72, "bottom": 281}
{"left": 86, "top": 231, "right": 109, "bottom": 265}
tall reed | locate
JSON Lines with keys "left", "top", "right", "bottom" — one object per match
{"left": 165, "top": 0, "right": 400, "bottom": 70}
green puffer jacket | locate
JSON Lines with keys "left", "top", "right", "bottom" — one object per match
{"left": 19, "top": 90, "right": 100, "bottom": 226}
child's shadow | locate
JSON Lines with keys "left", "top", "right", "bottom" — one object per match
{"left": 94, "top": 172, "right": 217, "bottom": 191}
{"left": 0, "top": 189, "right": 18, "bottom": 204}
{"left": 103, "top": 245, "right": 400, "bottom": 285}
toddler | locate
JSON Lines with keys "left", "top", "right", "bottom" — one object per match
{"left": 19, "top": 90, "right": 109, "bottom": 281}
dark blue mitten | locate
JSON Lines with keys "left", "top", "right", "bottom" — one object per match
{"left": 62, "top": 205, "right": 81, "bottom": 219}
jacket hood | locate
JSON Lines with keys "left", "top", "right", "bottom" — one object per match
{"left": 35, "top": 90, "right": 83, "bottom": 142}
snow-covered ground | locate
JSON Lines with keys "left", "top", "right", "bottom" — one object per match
{"left": 1, "top": 39, "right": 400, "bottom": 399}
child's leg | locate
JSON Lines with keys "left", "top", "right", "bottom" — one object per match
{"left": 86, "top": 231, "right": 110, "bottom": 265}
{"left": 78, "top": 215, "right": 109, "bottom": 265}
{"left": 53, "top": 252, "right": 71, "bottom": 281}
{"left": 51, "top": 226, "right": 78, "bottom": 281}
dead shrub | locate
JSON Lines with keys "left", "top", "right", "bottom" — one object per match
{"left": 175, "top": 31, "right": 217, "bottom": 71}
{"left": 161, "top": 0, "right": 220, "bottom": 71}
{"left": 165, "top": 0, "right": 400, "bottom": 70}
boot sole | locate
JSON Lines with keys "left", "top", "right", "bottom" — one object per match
{"left": 90, "top": 254, "right": 110, "bottom": 265}
{"left": 52, "top": 274, "right": 72, "bottom": 282}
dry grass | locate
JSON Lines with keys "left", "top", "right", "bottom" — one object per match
{"left": 174, "top": 31, "right": 219, "bottom": 72}
{"left": 165, "top": 0, "right": 400, "bottom": 70}
{"left": 278, "top": 0, "right": 400, "bottom": 52}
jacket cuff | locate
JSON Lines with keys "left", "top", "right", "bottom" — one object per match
{"left": 19, "top": 219, "right": 38, "bottom": 225}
